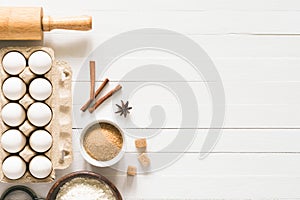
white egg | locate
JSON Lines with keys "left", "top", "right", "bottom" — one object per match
{"left": 2, "top": 77, "right": 26, "bottom": 100}
{"left": 28, "top": 51, "right": 52, "bottom": 75}
{"left": 2, "top": 156, "right": 26, "bottom": 180}
{"left": 1, "top": 103, "right": 26, "bottom": 127}
{"left": 27, "top": 102, "right": 52, "bottom": 127}
{"left": 2, "top": 51, "right": 26, "bottom": 75}
{"left": 29, "top": 130, "right": 52, "bottom": 152}
{"left": 29, "top": 155, "right": 52, "bottom": 179}
{"left": 1, "top": 129, "right": 26, "bottom": 153}
{"left": 29, "top": 78, "right": 52, "bottom": 101}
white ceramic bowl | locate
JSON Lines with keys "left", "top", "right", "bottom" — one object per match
{"left": 80, "top": 120, "right": 126, "bottom": 167}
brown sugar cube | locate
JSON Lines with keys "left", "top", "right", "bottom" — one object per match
{"left": 135, "top": 138, "right": 147, "bottom": 149}
{"left": 127, "top": 166, "right": 137, "bottom": 176}
{"left": 138, "top": 153, "right": 151, "bottom": 167}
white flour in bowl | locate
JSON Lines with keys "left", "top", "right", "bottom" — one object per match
{"left": 55, "top": 177, "right": 116, "bottom": 200}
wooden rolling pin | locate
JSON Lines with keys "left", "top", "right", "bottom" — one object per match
{"left": 0, "top": 7, "right": 92, "bottom": 40}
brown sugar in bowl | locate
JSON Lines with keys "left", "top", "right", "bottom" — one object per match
{"left": 80, "top": 120, "right": 126, "bottom": 167}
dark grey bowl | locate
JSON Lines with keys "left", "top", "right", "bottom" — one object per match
{"left": 46, "top": 171, "right": 122, "bottom": 200}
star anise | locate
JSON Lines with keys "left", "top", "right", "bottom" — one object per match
{"left": 115, "top": 100, "right": 132, "bottom": 118}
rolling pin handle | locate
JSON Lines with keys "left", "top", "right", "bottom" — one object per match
{"left": 42, "top": 15, "right": 92, "bottom": 31}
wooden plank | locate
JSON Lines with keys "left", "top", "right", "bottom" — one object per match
{"left": 8, "top": 11, "right": 294, "bottom": 35}
{"left": 38, "top": 35, "right": 300, "bottom": 62}
{"left": 72, "top": 81, "right": 300, "bottom": 105}
{"left": 78, "top": 100, "right": 300, "bottom": 128}
{"left": 72, "top": 81, "right": 300, "bottom": 128}
{"left": 73, "top": 105, "right": 300, "bottom": 129}
{"left": 14, "top": 176, "right": 300, "bottom": 199}
{"left": 72, "top": 129, "right": 300, "bottom": 153}
{"left": 2, "top": 152, "right": 300, "bottom": 199}
{"left": 70, "top": 57, "right": 300, "bottom": 82}
{"left": 3, "top": 0, "right": 300, "bottom": 12}
{"left": 47, "top": 0, "right": 300, "bottom": 12}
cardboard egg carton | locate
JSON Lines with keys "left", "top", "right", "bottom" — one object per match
{"left": 0, "top": 47, "right": 72, "bottom": 183}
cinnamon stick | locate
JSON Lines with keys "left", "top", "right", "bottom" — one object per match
{"left": 89, "top": 84, "right": 122, "bottom": 113}
{"left": 95, "top": 78, "right": 109, "bottom": 98}
{"left": 89, "top": 61, "right": 95, "bottom": 100}
{"left": 80, "top": 61, "right": 96, "bottom": 112}
{"left": 81, "top": 78, "right": 109, "bottom": 111}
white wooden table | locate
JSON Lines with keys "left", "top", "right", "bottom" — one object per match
{"left": 1, "top": 0, "right": 300, "bottom": 199}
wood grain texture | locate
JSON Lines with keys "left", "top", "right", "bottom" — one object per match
{"left": 0, "top": 7, "right": 91, "bottom": 40}
{"left": 42, "top": 15, "right": 92, "bottom": 31}
{"left": 0, "top": 7, "right": 43, "bottom": 40}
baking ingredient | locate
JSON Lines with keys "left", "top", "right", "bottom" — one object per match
{"left": 135, "top": 138, "right": 147, "bottom": 149}
{"left": 115, "top": 100, "right": 132, "bottom": 118}
{"left": 89, "top": 85, "right": 122, "bottom": 113}
{"left": 2, "top": 156, "right": 26, "bottom": 180}
{"left": 81, "top": 61, "right": 98, "bottom": 112}
{"left": 127, "top": 166, "right": 137, "bottom": 176}
{"left": 29, "top": 78, "right": 52, "bottom": 101}
{"left": 28, "top": 51, "right": 52, "bottom": 75}
{"left": 2, "top": 77, "right": 26, "bottom": 100}
{"left": 1, "top": 129, "right": 26, "bottom": 153}
{"left": 81, "top": 78, "right": 109, "bottom": 111}
{"left": 1, "top": 103, "right": 26, "bottom": 127}
{"left": 2, "top": 51, "right": 26, "bottom": 75}
{"left": 29, "top": 130, "right": 52, "bottom": 152}
{"left": 80, "top": 60, "right": 121, "bottom": 113}
{"left": 83, "top": 122, "right": 123, "bottom": 161}
{"left": 89, "top": 61, "right": 95, "bottom": 105}
{"left": 138, "top": 153, "right": 150, "bottom": 167}
{"left": 55, "top": 177, "right": 116, "bottom": 200}
{"left": 27, "top": 102, "right": 52, "bottom": 127}
{"left": 29, "top": 155, "right": 52, "bottom": 179}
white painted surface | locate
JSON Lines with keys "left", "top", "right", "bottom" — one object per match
{"left": 1, "top": 0, "right": 300, "bottom": 199}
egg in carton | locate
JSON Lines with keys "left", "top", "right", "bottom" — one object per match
{"left": 0, "top": 47, "right": 72, "bottom": 183}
